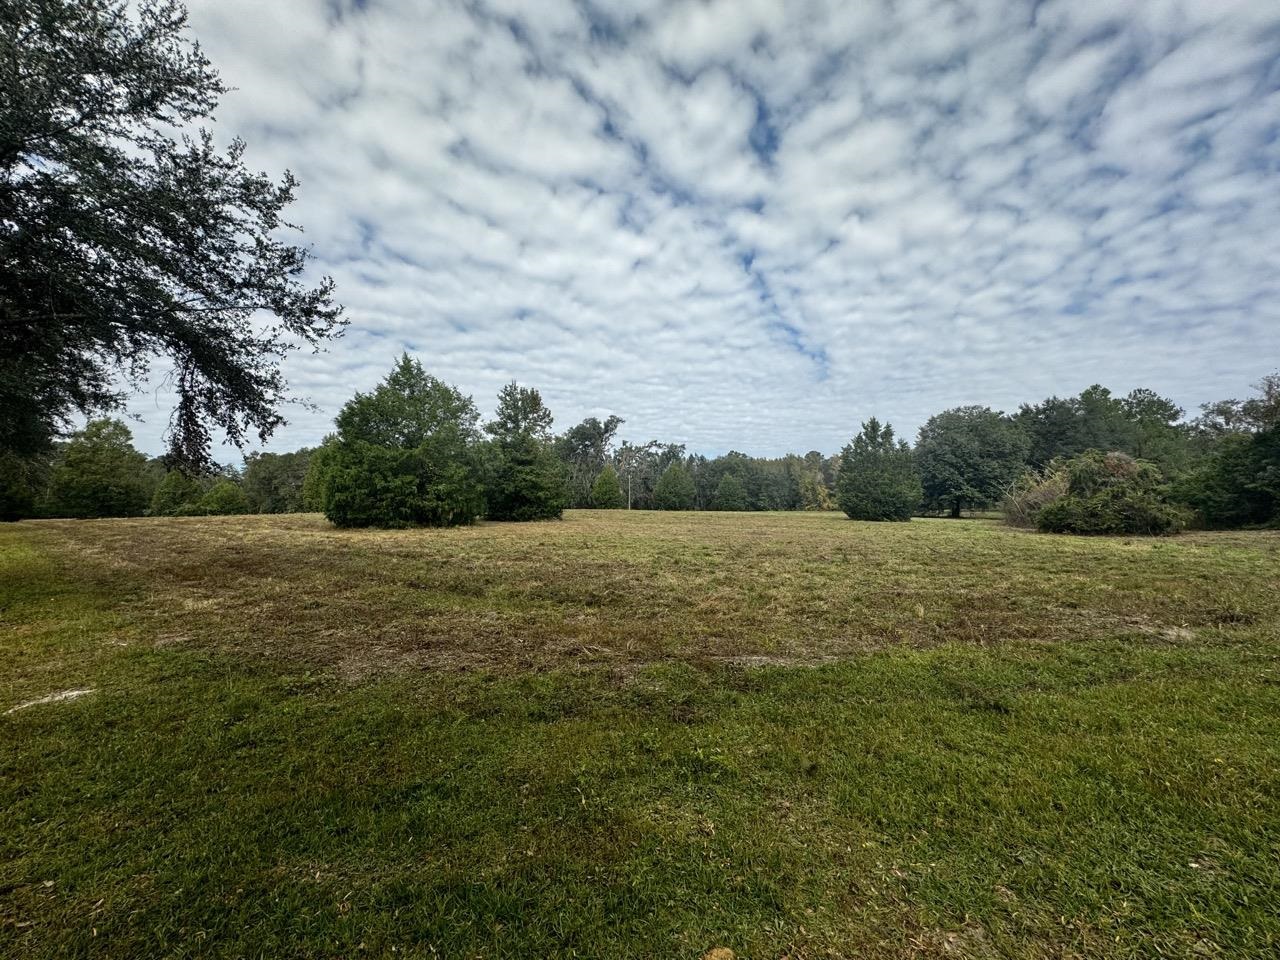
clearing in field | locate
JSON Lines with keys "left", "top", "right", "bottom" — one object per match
{"left": 3, "top": 511, "right": 1279, "bottom": 958}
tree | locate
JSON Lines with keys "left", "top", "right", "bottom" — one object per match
{"left": 916, "top": 407, "right": 1030, "bottom": 517}
{"left": 836, "top": 418, "right": 921, "bottom": 521}
{"left": 197, "top": 477, "right": 249, "bottom": 515}
{"left": 150, "top": 468, "right": 204, "bottom": 516}
{"left": 242, "top": 449, "right": 312, "bottom": 514}
{"left": 0, "top": 449, "right": 52, "bottom": 521}
{"left": 653, "top": 462, "right": 696, "bottom": 510}
{"left": 1175, "top": 373, "right": 1280, "bottom": 527}
{"left": 797, "top": 470, "right": 834, "bottom": 511}
{"left": 319, "top": 355, "right": 484, "bottom": 528}
{"left": 0, "top": 0, "right": 343, "bottom": 469}
{"left": 483, "top": 382, "right": 565, "bottom": 522}
{"left": 43, "top": 419, "right": 153, "bottom": 518}
{"left": 555, "top": 415, "right": 623, "bottom": 508}
{"left": 590, "top": 465, "right": 624, "bottom": 509}
{"left": 712, "top": 473, "right": 749, "bottom": 511}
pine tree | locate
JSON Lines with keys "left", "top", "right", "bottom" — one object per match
{"left": 590, "top": 465, "right": 624, "bottom": 508}
{"left": 837, "top": 418, "right": 922, "bottom": 521}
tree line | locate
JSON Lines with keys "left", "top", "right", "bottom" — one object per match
{"left": 4, "top": 355, "right": 1276, "bottom": 535}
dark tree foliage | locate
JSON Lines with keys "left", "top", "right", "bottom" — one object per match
{"left": 1018, "top": 386, "right": 1187, "bottom": 470}
{"left": 615, "top": 441, "right": 684, "bottom": 509}
{"left": 43, "top": 418, "right": 154, "bottom": 518}
{"left": 653, "top": 462, "right": 696, "bottom": 510}
{"left": 711, "top": 472, "right": 748, "bottom": 511}
{"left": 483, "top": 382, "right": 565, "bottom": 522}
{"left": 555, "top": 415, "right": 623, "bottom": 508}
{"left": 1175, "top": 374, "right": 1280, "bottom": 527}
{"left": 590, "top": 465, "right": 624, "bottom": 509}
{"left": 836, "top": 418, "right": 921, "bottom": 521}
{"left": 241, "top": 449, "right": 312, "bottom": 514}
{"left": 318, "top": 355, "right": 483, "bottom": 528}
{"left": 1036, "top": 451, "right": 1187, "bottom": 535}
{"left": 0, "top": 0, "right": 343, "bottom": 469}
{"left": 0, "top": 448, "right": 52, "bottom": 521}
{"left": 916, "top": 406, "right": 1030, "bottom": 517}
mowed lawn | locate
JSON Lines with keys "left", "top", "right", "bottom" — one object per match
{"left": 2, "top": 512, "right": 1279, "bottom": 959}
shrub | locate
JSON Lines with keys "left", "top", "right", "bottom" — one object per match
{"left": 837, "top": 418, "right": 921, "bottom": 521}
{"left": 590, "top": 465, "right": 624, "bottom": 509}
{"left": 1031, "top": 451, "right": 1187, "bottom": 535}
{"left": 1001, "top": 466, "right": 1069, "bottom": 528}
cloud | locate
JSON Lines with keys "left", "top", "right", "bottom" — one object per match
{"left": 116, "top": 0, "right": 1280, "bottom": 459}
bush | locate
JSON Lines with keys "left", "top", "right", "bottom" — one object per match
{"left": 590, "top": 465, "right": 624, "bottom": 509}
{"left": 837, "top": 419, "right": 921, "bottom": 521}
{"left": 1001, "top": 466, "right": 1069, "bottom": 528}
{"left": 712, "top": 473, "right": 749, "bottom": 511}
{"left": 1030, "top": 451, "right": 1187, "bottom": 535}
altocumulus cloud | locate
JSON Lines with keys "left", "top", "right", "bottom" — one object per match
{"left": 123, "top": 0, "right": 1280, "bottom": 457}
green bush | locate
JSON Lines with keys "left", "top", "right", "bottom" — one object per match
{"left": 150, "top": 470, "right": 205, "bottom": 516}
{"left": 1032, "top": 451, "right": 1187, "bottom": 535}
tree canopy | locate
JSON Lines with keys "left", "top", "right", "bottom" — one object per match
{"left": 0, "top": 0, "right": 343, "bottom": 468}
{"left": 916, "top": 406, "right": 1030, "bottom": 517}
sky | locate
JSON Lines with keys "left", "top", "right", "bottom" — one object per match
{"left": 123, "top": 0, "right": 1280, "bottom": 459}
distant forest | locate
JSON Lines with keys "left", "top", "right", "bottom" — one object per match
{"left": 4, "top": 356, "right": 1276, "bottom": 535}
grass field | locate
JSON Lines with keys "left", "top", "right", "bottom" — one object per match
{"left": 3, "top": 511, "right": 1279, "bottom": 958}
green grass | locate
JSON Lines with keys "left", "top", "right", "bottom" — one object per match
{"left": 2, "top": 512, "right": 1279, "bottom": 958}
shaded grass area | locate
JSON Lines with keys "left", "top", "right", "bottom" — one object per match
{"left": 2, "top": 513, "right": 1280, "bottom": 958}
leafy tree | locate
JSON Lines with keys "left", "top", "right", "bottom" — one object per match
{"left": 320, "top": 355, "right": 483, "bottom": 528}
{"left": 483, "top": 383, "right": 565, "bottom": 522}
{"left": 712, "top": 473, "right": 749, "bottom": 511}
{"left": 1175, "top": 374, "right": 1280, "bottom": 527}
{"left": 149, "top": 469, "right": 205, "bottom": 516}
{"left": 0, "top": 0, "right": 343, "bottom": 469}
{"left": 590, "top": 465, "right": 624, "bottom": 509}
{"left": 0, "top": 449, "right": 52, "bottom": 521}
{"left": 1035, "top": 452, "right": 1188, "bottom": 535}
{"left": 797, "top": 470, "right": 834, "bottom": 511}
{"left": 916, "top": 406, "right": 1030, "bottom": 517}
{"left": 836, "top": 418, "right": 921, "bottom": 521}
{"left": 653, "top": 462, "right": 696, "bottom": 510}
{"left": 242, "top": 449, "right": 312, "bottom": 514}
{"left": 197, "top": 478, "right": 249, "bottom": 515}
{"left": 43, "top": 419, "right": 153, "bottom": 518}
{"left": 555, "top": 415, "right": 623, "bottom": 508}
{"left": 1019, "top": 386, "right": 1188, "bottom": 471}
